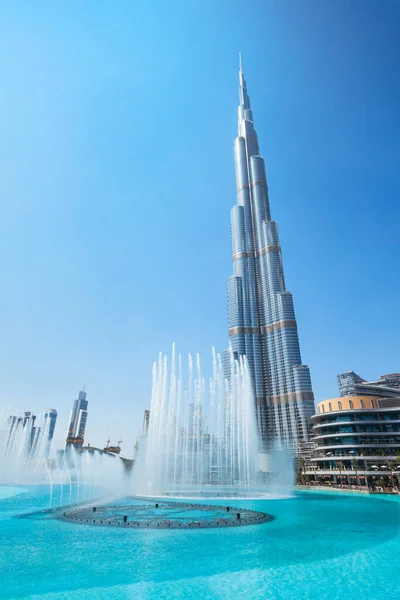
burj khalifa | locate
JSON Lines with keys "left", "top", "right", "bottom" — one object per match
{"left": 227, "top": 57, "right": 315, "bottom": 453}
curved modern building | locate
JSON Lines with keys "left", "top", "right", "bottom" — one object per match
{"left": 227, "top": 57, "right": 314, "bottom": 452}
{"left": 307, "top": 396, "right": 400, "bottom": 482}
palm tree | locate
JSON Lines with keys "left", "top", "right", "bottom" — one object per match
{"left": 298, "top": 458, "right": 306, "bottom": 485}
{"left": 387, "top": 461, "right": 396, "bottom": 489}
{"left": 351, "top": 457, "right": 360, "bottom": 487}
{"left": 337, "top": 461, "right": 345, "bottom": 486}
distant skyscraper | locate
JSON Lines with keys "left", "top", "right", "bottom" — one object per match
{"left": 66, "top": 388, "right": 88, "bottom": 448}
{"left": 227, "top": 57, "right": 315, "bottom": 452}
{"left": 142, "top": 409, "right": 150, "bottom": 436}
{"left": 43, "top": 409, "right": 57, "bottom": 456}
{"left": 44, "top": 409, "right": 57, "bottom": 441}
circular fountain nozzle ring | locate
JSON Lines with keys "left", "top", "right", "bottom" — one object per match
{"left": 59, "top": 499, "right": 273, "bottom": 529}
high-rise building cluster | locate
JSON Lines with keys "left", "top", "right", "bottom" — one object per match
{"left": 0, "top": 409, "right": 57, "bottom": 465}
{"left": 0, "top": 387, "right": 89, "bottom": 465}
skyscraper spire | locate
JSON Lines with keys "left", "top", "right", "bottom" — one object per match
{"left": 226, "top": 60, "right": 315, "bottom": 453}
{"left": 238, "top": 55, "right": 251, "bottom": 117}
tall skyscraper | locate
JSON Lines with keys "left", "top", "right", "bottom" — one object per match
{"left": 66, "top": 388, "right": 88, "bottom": 449}
{"left": 227, "top": 57, "right": 315, "bottom": 452}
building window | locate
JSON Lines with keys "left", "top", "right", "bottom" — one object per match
{"left": 360, "top": 399, "right": 364, "bottom": 409}
{"left": 329, "top": 403, "right": 332, "bottom": 412}
{"left": 338, "top": 401, "right": 342, "bottom": 410}
{"left": 349, "top": 400, "right": 353, "bottom": 409}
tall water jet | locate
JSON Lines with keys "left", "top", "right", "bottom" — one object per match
{"left": 134, "top": 346, "right": 294, "bottom": 497}
{"left": 0, "top": 409, "right": 54, "bottom": 482}
{"left": 0, "top": 407, "right": 129, "bottom": 506}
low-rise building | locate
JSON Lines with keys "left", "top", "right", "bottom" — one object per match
{"left": 338, "top": 371, "right": 400, "bottom": 398}
{"left": 305, "top": 395, "right": 400, "bottom": 487}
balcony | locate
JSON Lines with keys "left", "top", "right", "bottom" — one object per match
{"left": 314, "top": 430, "right": 400, "bottom": 440}
{"left": 310, "top": 451, "right": 400, "bottom": 460}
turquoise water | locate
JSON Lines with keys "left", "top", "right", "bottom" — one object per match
{"left": 0, "top": 486, "right": 28, "bottom": 499}
{"left": 1, "top": 485, "right": 400, "bottom": 599}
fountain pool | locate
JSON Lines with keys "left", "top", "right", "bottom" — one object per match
{"left": 1, "top": 485, "right": 400, "bottom": 599}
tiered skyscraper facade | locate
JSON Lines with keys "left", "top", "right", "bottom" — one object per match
{"left": 227, "top": 58, "right": 315, "bottom": 452}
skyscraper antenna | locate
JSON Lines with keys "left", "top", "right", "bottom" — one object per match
{"left": 239, "top": 52, "right": 243, "bottom": 72}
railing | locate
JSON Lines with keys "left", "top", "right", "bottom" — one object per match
{"left": 310, "top": 452, "right": 400, "bottom": 459}
{"left": 312, "top": 418, "right": 400, "bottom": 429}
{"left": 318, "top": 441, "right": 400, "bottom": 449}
{"left": 314, "top": 429, "right": 400, "bottom": 438}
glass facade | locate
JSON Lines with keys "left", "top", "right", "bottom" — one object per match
{"left": 66, "top": 389, "right": 88, "bottom": 448}
{"left": 227, "top": 59, "right": 315, "bottom": 452}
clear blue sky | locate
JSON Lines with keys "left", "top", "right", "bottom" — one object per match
{"left": 0, "top": 0, "right": 399, "bottom": 452}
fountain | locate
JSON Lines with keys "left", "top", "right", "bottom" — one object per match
{"left": 0, "top": 408, "right": 53, "bottom": 482}
{"left": 134, "top": 346, "right": 294, "bottom": 498}
{"left": 60, "top": 499, "right": 274, "bottom": 529}
{"left": 0, "top": 408, "right": 128, "bottom": 507}
{"left": 0, "top": 346, "right": 293, "bottom": 505}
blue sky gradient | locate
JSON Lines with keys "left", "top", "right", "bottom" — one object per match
{"left": 0, "top": 0, "right": 399, "bottom": 451}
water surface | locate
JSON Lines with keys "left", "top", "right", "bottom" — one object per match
{"left": 1, "top": 486, "right": 399, "bottom": 599}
